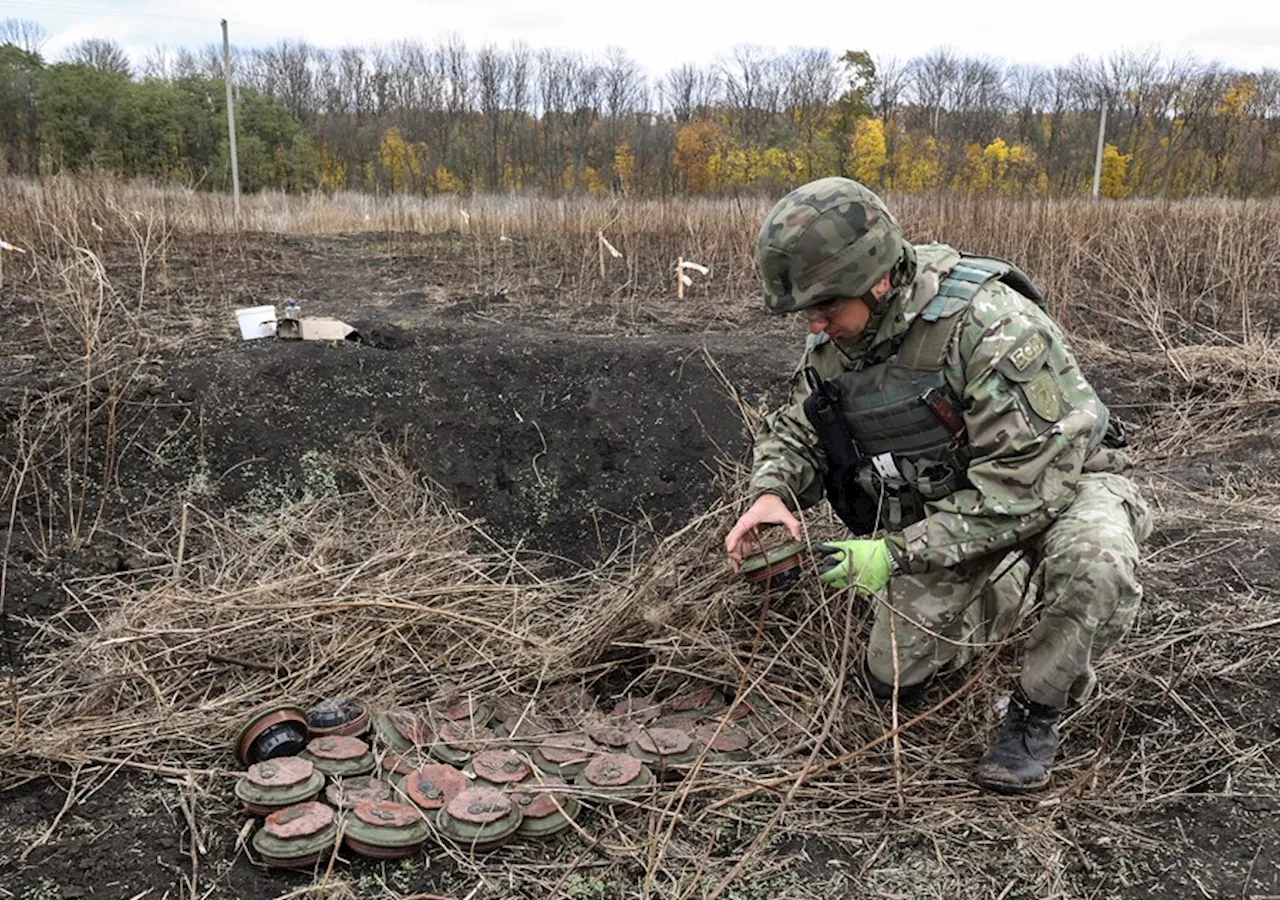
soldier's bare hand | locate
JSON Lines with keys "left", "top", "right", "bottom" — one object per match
{"left": 724, "top": 495, "right": 803, "bottom": 572}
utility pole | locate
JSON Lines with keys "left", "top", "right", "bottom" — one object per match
{"left": 218, "top": 18, "right": 239, "bottom": 218}
{"left": 1091, "top": 101, "right": 1107, "bottom": 200}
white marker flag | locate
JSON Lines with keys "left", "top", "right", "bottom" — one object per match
{"left": 598, "top": 233, "right": 622, "bottom": 258}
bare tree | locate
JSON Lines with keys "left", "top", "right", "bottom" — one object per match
{"left": 1065, "top": 52, "right": 1111, "bottom": 109}
{"left": 1007, "top": 64, "right": 1049, "bottom": 147}
{"left": 781, "top": 47, "right": 840, "bottom": 173}
{"left": 870, "top": 54, "right": 910, "bottom": 127}
{"left": 1248, "top": 68, "right": 1280, "bottom": 192}
{"left": 391, "top": 40, "right": 439, "bottom": 124}
{"left": 1107, "top": 46, "right": 1163, "bottom": 150}
{"left": 661, "top": 63, "right": 720, "bottom": 122}
{"left": 369, "top": 45, "right": 393, "bottom": 115}
{"left": 336, "top": 47, "right": 369, "bottom": 115}
{"left": 173, "top": 47, "right": 199, "bottom": 79}
{"left": 476, "top": 44, "right": 509, "bottom": 187}
{"left": 265, "top": 40, "right": 316, "bottom": 121}
{"left": 909, "top": 47, "right": 959, "bottom": 137}
{"left": 441, "top": 35, "right": 471, "bottom": 118}
{"left": 950, "top": 56, "right": 1006, "bottom": 145}
{"left": 67, "top": 38, "right": 131, "bottom": 76}
{"left": 198, "top": 43, "right": 224, "bottom": 80}
{"left": 503, "top": 42, "right": 534, "bottom": 186}
{"left": 427, "top": 36, "right": 470, "bottom": 175}
{"left": 312, "top": 49, "right": 339, "bottom": 115}
{"left": 782, "top": 47, "right": 840, "bottom": 128}
{"left": 600, "top": 45, "right": 643, "bottom": 170}
{"left": 602, "top": 47, "right": 643, "bottom": 120}
{"left": 0, "top": 18, "right": 46, "bottom": 53}
{"left": 537, "top": 48, "right": 579, "bottom": 187}
{"left": 142, "top": 45, "right": 170, "bottom": 81}
{"left": 568, "top": 56, "right": 602, "bottom": 173}
{"left": 721, "top": 44, "right": 781, "bottom": 142}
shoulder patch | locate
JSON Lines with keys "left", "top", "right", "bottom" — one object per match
{"left": 993, "top": 329, "right": 1051, "bottom": 383}
{"left": 1023, "top": 368, "right": 1064, "bottom": 423}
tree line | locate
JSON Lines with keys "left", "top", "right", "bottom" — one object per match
{"left": 2, "top": 18, "right": 1278, "bottom": 198}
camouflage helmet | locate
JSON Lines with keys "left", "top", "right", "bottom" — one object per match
{"left": 755, "top": 177, "right": 904, "bottom": 315}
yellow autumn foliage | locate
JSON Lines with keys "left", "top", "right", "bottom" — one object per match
{"left": 674, "top": 121, "right": 719, "bottom": 193}
{"left": 1218, "top": 77, "right": 1256, "bottom": 116}
{"left": 950, "top": 138, "right": 1041, "bottom": 195}
{"left": 761, "top": 146, "right": 805, "bottom": 183}
{"left": 888, "top": 134, "right": 943, "bottom": 193}
{"left": 956, "top": 143, "right": 990, "bottom": 192}
{"left": 378, "top": 127, "right": 426, "bottom": 193}
{"left": 849, "top": 117, "right": 887, "bottom": 186}
{"left": 434, "top": 166, "right": 461, "bottom": 193}
{"left": 1099, "top": 144, "right": 1131, "bottom": 199}
{"left": 318, "top": 143, "right": 345, "bottom": 193}
{"left": 613, "top": 142, "right": 636, "bottom": 194}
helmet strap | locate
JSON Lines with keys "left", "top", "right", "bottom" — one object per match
{"left": 890, "top": 243, "right": 917, "bottom": 291}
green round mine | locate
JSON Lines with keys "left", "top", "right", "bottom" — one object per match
{"left": 511, "top": 775, "right": 581, "bottom": 839}
{"left": 398, "top": 762, "right": 468, "bottom": 811}
{"left": 251, "top": 801, "right": 337, "bottom": 868}
{"left": 324, "top": 775, "right": 392, "bottom": 810}
{"left": 299, "top": 735, "right": 375, "bottom": 777}
{"left": 575, "top": 752, "right": 656, "bottom": 803}
{"left": 344, "top": 801, "right": 430, "bottom": 859}
{"left": 435, "top": 788, "right": 523, "bottom": 852}
{"left": 739, "top": 541, "right": 808, "bottom": 588}
{"left": 235, "top": 756, "right": 326, "bottom": 815}
{"left": 531, "top": 733, "right": 600, "bottom": 777}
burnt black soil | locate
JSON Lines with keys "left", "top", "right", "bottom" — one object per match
{"left": 127, "top": 320, "right": 795, "bottom": 563}
{"left": 2, "top": 232, "right": 1279, "bottom": 899}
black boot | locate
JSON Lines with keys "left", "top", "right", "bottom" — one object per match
{"left": 974, "top": 689, "right": 1060, "bottom": 794}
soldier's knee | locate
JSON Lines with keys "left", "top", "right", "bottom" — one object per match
{"left": 1040, "top": 547, "right": 1143, "bottom": 648}
{"left": 1044, "top": 542, "right": 1139, "bottom": 596}
{"left": 867, "top": 643, "right": 941, "bottom": 691}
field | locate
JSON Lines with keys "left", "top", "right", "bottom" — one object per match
{"left": 1, "top": 179, "right": 1278, "bottom": 900}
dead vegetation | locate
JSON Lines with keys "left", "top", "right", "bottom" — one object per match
{"left": 2, "top": 176, "right": 1278, "bottom": 341}
{"left": 3, "top": 441, "right": 1278, "bottom": 898}
{"left": 0, "top": 180, "right": 1278, "bottom": 898}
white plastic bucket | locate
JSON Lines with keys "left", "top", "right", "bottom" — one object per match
{"left": 235, "top": 305, "right": 277, "bottom": 340}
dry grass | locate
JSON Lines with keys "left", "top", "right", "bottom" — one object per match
{"left": 2, "top": 175, "right": 1278, "bottom": 344}
{"left": 3, "top": 434, "right": 1278, "bottom": 898}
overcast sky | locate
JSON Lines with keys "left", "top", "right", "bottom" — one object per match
{"left": 5, "top": 0, "right": 1277, "bottom": 78}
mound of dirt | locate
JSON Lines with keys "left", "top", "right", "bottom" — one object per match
{"left": 127, "top": 317, "right": 799, "bottom": 562}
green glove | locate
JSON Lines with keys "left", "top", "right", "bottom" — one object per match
{"left": 816, "top": 539, "right": 895, "bottom": 594}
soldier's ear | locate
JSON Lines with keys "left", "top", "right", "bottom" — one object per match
{"left": 869, "top": 273, "right": 892, "bottom": 301}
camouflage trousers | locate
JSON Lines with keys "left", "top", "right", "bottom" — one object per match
{"left": 866, "top": 472, "right": 1153, "bottom": 709}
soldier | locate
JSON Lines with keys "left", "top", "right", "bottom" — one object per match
{"left": 724, "top": 177, "right": 1152, "bottom": 793}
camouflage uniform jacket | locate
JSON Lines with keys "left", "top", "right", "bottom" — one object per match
{"left": 749, "top": 243, "right": 1125, "bottom": 574}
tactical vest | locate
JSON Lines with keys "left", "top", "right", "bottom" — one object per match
{"left": 826, "top": 257, "right": 1042, "bottom": 531}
